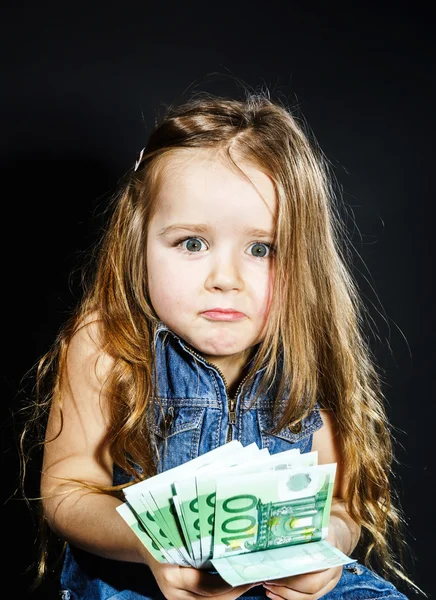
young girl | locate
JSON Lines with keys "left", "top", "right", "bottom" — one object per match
{"left": 20, "top": 91, "right": 420, "bottom": 600}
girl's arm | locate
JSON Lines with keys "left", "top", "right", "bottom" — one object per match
{"left": 40, "top": 320, "right": 150, "bottom": 563}
{"left": 311, "top": 409, "right": 361, "bottom": 555}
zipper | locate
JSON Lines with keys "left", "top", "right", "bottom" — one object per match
{"left": 184, "top": 344, "right": 249, "bottom": 442}
{"left": 228, "top": 397, "right": 237, "bottom": 442}
{"left": 226, "top": 374, "right": 250, "bottom": 442}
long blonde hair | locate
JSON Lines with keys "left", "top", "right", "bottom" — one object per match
{"left": 20, "top": 89, "right": 419, "bottom": 593}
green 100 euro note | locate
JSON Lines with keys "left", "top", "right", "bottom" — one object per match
{"left": 212, "top": 462, "right": 337, "bottom": 559}
{"left": 116, "top": 442, "right": 356, "bottom": 584}
{"left": 194, "top": 448, "right": 317, "bottom": 567}
{"left": 118, "top": 440, "right": 247, "bottom": 567}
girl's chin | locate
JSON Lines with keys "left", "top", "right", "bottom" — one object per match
{"left": 173, "top": 325, "right": 258, "bottom": 359}
{"left": 193, "top": 339, "right": 253, "bottom": 361}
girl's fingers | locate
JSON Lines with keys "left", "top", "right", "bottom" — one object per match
{"left": 264, "top": 587, "right": 283, "bottom": 600}
{"left": 181, "top": 570, "right": 231, "bottom": 596}
{"left": 186, "top": 582, "right": 256, "bottom": 600}
{"left": 180, "top": 568, "right": 256, "bottom": 598}
{"left": 206, "top": 582, "right": 259, "bottom": 600}
{"left": 263, "top": 567, "right": 342, "bottom": 600}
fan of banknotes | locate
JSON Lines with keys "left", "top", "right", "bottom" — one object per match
{"left": 117, "top": 440, "right": 356, "bottom": 585}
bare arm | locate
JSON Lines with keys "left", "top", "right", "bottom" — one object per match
{"left": 40, "top": 320, "right": 150, "bottom": 564}
{"left": 312, "top": 408, "right": 361, "bottom": 555}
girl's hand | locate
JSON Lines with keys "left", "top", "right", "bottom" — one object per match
{"left": 148, "top": 559, "right": 257, "bottom": 600}
{"left": 262, "top": 566, "right": 343, "bottom": 600}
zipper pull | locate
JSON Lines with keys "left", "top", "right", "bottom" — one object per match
{"left": 226, "top": 398, "right": 237, "bottom": 442}
{"left": 229, "top": 398, "right": 237, "bottom": 424}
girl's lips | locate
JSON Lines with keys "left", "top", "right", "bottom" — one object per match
{"left": 201, "top": 309, "right": 246, "bottom": 321}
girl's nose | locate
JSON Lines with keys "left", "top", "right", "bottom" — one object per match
{"left": 204, "top": 254, "right": 244, "bottom": 292}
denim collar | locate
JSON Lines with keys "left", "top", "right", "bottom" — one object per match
{"left": 152, "top": 322, "right": 314, "bottom": 416}
{"left": 153, "top": 321, "right": 268, "bottom": 377}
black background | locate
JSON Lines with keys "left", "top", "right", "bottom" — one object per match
{"left": 1, "top": 2, "right": 434, "bottom": 598}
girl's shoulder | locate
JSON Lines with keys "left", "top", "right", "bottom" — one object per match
{"left": 69, "top": 309, "right": 109, "bottom": 346}
{"left": 66, "top": 310, "right": 114, "bottom": 383}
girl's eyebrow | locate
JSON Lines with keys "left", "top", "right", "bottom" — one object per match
{"left": 158, "top": 224, "right": 210, "bottom": 236}
{"left": 158, "top": 224, "right": 273, "bottom": 238}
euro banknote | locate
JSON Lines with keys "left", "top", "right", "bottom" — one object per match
{"left": 119, "top": 440, "right": 249, "bottom": 566}
{"left": 173, "top": 443, "right": 268, "bottom": 566}
{"left": 211, "top": 541, "right": 356, "bottom": 585}
{"left": 121, "top": 439, "right": 246, "bottom": 566}
{"left": 195, "top": 448, "right": 317, "bottom": 567}
{"left": 117, "top": 441, "right": 355, "bottom": 583}
{"left": 212, "top": 462, "right": 336, "bottom": 559}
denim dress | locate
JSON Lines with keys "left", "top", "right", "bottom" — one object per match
{"left": 60, "top": 324, "right": 408, "bottom": 599}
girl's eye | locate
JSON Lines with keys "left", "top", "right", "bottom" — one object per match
{"left": 249, "top": 243, "right": 272, "bottom": 258}
{"left": 181, "top": 238, "right": 206, "bottom": 252}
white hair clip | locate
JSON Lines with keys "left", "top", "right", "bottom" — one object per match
{"left": 134, "top": 147, "right": 145, "bottom": 172}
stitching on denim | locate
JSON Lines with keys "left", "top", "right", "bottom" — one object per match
{"left": 215, "top": 407, "right": 223, "bottom": 447}
{"left": 209, "top": 370, "right": 224, "bottom": 402}
{"left": 190, "top": 409, "right": 203, "bottom": 460}
{"left": 300, "top": 436, "right": 310, "bottom": 452}
{"left": 237, "top": 409, "right": 242, "bottom": 443}
{"left": 257, "top": 410, "right": 272, "bottom": 450}
{"left": 156, "top": 397, "right": 221, "bottom": 407}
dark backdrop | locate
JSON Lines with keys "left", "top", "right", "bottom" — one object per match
{"left": 1, "top": 2, "right": 434, "bottom": 599}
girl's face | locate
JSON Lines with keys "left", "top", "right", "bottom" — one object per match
{"left": 146, "top": 149, "right": 276, "bottom": 374}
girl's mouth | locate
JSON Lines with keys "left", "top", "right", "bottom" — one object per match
{"left": 201, "top": 309, "right": 246, "bottom": 321}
